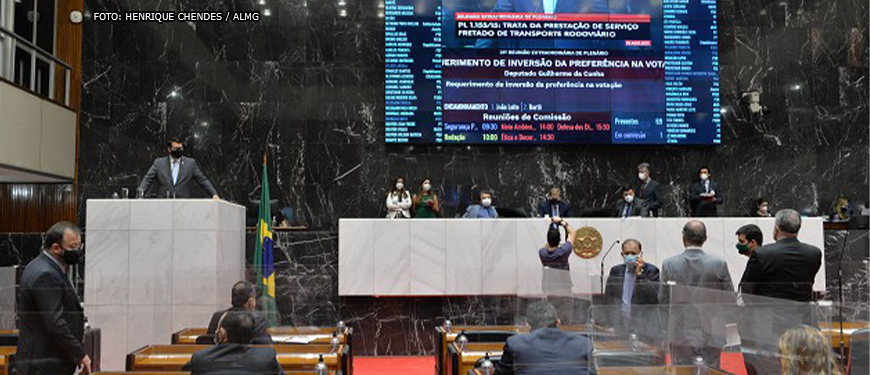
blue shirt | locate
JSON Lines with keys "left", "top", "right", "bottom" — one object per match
{"left": 539, "top": 242, "right": 572, "bottom": 271}
{"left": 464, "top": 205, "right": 498, "bottom": 218}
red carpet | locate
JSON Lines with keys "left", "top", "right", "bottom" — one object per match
{"left": 354, "top": 353, "right": 747, "bottom": 375}
{"left": 354, "top": 356, "right": 435, "bottom": 375}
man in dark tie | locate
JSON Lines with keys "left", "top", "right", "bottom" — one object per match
{"left": 207, "top": 281, "right": 273, "bottom": 344}
{"left": 659, "top": 220, "right": 734, "bottom": 368}
{"left": 184, "top": 311, "right": 284, "bottom": 375}
{"left": 614, "top": 185, "right": 647, "bottom": 218}
{"left": 137, "top": 138, "right": 220, "bottom": 199}
{"left": 537, "top": 187, "right": 572, "bottom": 218}
{"left": 738, "top": 209, "right": 822, "bottom": 375}
{"left": 688, "top": 166, "right": 723, "bottom": 217}
{"left": 17, "top": 222, "right": 91, "bottom": 375}
{"left": 604, "top": 239, "right": 660, "bottom": 340}
{"left": 634, "top": 163, "right": 663, "bottom": 217}
{"left": 494, "top": 301, "right": 596, "bottom": 375}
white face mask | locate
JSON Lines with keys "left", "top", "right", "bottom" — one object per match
{"left": 396, "top": 183, "right": 404, "bottom": 190}
{"left": 700, "top": 173, "right": 709, "bottom": 181}
{"left": 760, "top": 205, "right": 769, "bottom": 213}
{"left": 481, "top": 198, "right": 492, "bottom": 207}
{"left": 638, "top": 173, "right": 647, "bottom": 181}
{"left": 625, "top": 195, "right": 635, "bottom": 203}
{"left": 423, "top": 183, "right": 431, "bottom": 192}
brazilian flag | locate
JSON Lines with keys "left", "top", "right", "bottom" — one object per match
{"left": 254, "top": 152, "right": 279, "bottom": 327}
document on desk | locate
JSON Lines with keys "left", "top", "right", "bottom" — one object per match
{"left": 286, "top": 336, "right": 316, "bottom": 344}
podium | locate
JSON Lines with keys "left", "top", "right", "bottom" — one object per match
{"left": 84, "top": 199, "right": 245, "bottom": 370}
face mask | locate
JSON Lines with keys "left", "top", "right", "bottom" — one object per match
{"left": 396, "top": 183, "right": 404, "bottom": 190}
{"left": 422, "top": 183, "right": 431, "bottom": 192}
{"left": 638, "top": 173, "right": 647, "bottom": 181}
{"left": 736, "top": 243, "right": 751, "bottom": 255}
{"left": 625, "top": 195, "right": 635, "bottom": 203}
{"left": 481, "top": 198, "right": 492, "bottom": 207}
{"left": 170, "top": 148, "right": 183, "bottom": 159}
{"left": 759, "top": 205, "right": 769, "bottom": 213}
{"left": 700, "top": 173, "right": 709, "bottom": 181}
{"left": 60, "top": 247, "right": 83, "bottom": 265}
{"left": 624, "top": 254, "right": 638, "bottom": 266}
{"left": 550, "top": 197, "right": 560, "bottom": 202}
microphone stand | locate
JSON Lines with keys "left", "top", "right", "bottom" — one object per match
{"left": 836, "top": 229, "right": 849, "bottom": 365}
{"left": 599, "top": 240, "right": 621, "bottom": 294}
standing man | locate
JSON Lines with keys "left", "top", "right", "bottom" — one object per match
{"left": 634, "top": 163, "right": 663, "bottom": 217}
{"left": 537, "top": 187, "right": 572, "bottom": 218}
{"left": 138, "top": 138, "right": 220, "bottom": 199}
{"left": 659, "top": 220, "right": 734, "bottom": 368}
{"left": 738, "top": 209, "right": 822, "bottom": 375}
{"left": 604, "top": 239, "right": 660, "bottom": 340}
{"left": 17, "top": 222, "right": 91, "bottom": 375}
{"left": 688, "top": 166, "right": 723, "bottom": 217}
{"left": 735, "top": 224, "right": 763, "bottom": 258}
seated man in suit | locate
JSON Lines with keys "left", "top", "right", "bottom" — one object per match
{"left": 208, "top": 281, "right": 273, "bottom": 344}
{"left": 604, "top": 239, "right": 660, "bottom": 339}
{"left": 185, "top": 311, "right": 284, "bottom": 375}
{"left": 537, "top": 187, "right": 572, "bottom": 218}
{"left": 615, "top": 185, "right": 648, "bottom": 218}
{"left": 137, "top": 138, "right": 220, "bottom": 199}
{"left": 495, "top": 301, "right": 597, "bottom": 375}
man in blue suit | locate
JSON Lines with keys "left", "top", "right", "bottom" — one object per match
{"left": 494, "top": 301, "right": 597, "bottom": 375}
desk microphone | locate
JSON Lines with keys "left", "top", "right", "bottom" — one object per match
{"left": 599, "top": 240, "right": 621, "bottom": 294}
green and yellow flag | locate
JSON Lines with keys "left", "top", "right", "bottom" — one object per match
{"left": 254, "top": 152, "right": 278, "bottom": 326}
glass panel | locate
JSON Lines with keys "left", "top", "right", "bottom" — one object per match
{"left": 13, "top": 46, "right": 30, "bottom": 87}
{"left": 35, "top": 0, "right": 53, "bottom": 52}
{"left": 12, "top": 0, "right": 33, "bottom": 41}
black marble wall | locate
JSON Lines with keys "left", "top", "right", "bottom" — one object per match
{"left": 73, "top": 0, "right": 869, "bottom": 356}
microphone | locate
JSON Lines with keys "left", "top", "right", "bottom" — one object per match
{"left": 599, "top": 240, "right": 621, "bottom": 294}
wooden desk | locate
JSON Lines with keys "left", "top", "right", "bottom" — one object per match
{"left": 126, "top": 344, "right": 347, "bottom": 374}
{"left": 0, "top": 346, "right": 16, "bottom": 375}
{"left": 598, "top": 366, "right": 735, "bottom": 375}
{"left": 818, "top": 322, "right": 869, "bottom": 349}
{"left": 447, "top": 342, "right": 504, "bottom": 375}
{"left": 172, "top": 326, "right": 351, "bottom": 345}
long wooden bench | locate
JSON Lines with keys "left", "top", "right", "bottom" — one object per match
{"left": 0, "top": 346, "right": 15, "bottom": 375}
{"left": 172, "top": 326, "right": 352, "bottom": 346}
{"left": 126, "top": 344, "right": 349, "bottom": 374}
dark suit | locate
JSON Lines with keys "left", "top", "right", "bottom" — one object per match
{"left": 494, "top": 328, "right": 596, "bottom": 375}
{"left": 207, "top": 308, "right": 273, "bottom": 345}
{"left": 614, "top": 198, "right": 648, "bottom": 218}
{"left": 603, "top": 263, "right": 661, "bottom": 339}
{"left": 138, "top": 156, "right": 218, "bottom": 198}
{"left": 634, "top": 179, "right": 662, "bottom": 217}
{"left": 16, "top": 253, "right": 85, "bottom": 375}
{"left": 537, "top": 200, "right": 572, "bottom": 218}
{"left": 688, "top": 180, "right": 723, "bottom": 217}
{"left": 738, "top": 237, "right": 822, "bottom": 375}
{"left": 659, "top": 249, "right": 735, "bottom": 367}
{"left": 182, "top": 344, "right": 284, "bottom": 375}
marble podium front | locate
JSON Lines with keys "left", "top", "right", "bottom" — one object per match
{"left": 338, "top": 217, "right": 826, "bottom": 296}
{"left": 84, "top": 199, "right": 245, "bottom": 370}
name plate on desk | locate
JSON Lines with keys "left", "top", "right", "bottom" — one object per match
{"left": 337, "top": 218, "right": 826, "bottom": 296}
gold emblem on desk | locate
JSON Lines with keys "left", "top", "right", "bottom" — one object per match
{"left": 573, "top": 226, "right": 603, "bottom": 259}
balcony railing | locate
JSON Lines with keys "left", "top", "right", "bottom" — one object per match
{"left": 0, "top": 25, "right": 71, "bottom": 107}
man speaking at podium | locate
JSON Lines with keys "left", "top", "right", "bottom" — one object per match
{"left": 138, "top": 138, "right": 220, "bottom": 199}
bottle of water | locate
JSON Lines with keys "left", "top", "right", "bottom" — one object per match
{"left": 444, "top": 319, "right": 452, "bottom": 333}
{"left": 480, "top": 352, "right": 494, "bottom": 375}
{"left": 315, "top": 354, "right": 328, "bottom": 375}
{"left": 456, "top": 330, "right": 469, "bottom": 351}
{"left": 693, "top": 355, "right": 707, "bottom": 375}
{"left": 330, "top": 332, "right": 341, "bottom": 352}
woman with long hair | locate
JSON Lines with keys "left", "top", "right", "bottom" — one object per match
{"left": 779, "top": 325, "right": 843, "bottom": 375}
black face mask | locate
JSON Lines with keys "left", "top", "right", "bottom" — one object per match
{"left": 170, "top": 148, "right": 184, "bottom": 159}
{"left": 61, "top": 248, "right": 84, "bottom": 265}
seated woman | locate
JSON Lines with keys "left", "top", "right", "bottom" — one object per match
{"left": 779, "top": 325, "right": 843, "bottom": 375}
{"left": 412, "top": 178, "right": 441, "bottom": 218}
{"left": 385, "top": 176, "right": 412, "bottom": 218}
{"left": 754, "top": 197, "right": 772, "bottom": 217}
{"left": 463, "top": 191, "right": 498, "bottom": 218}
